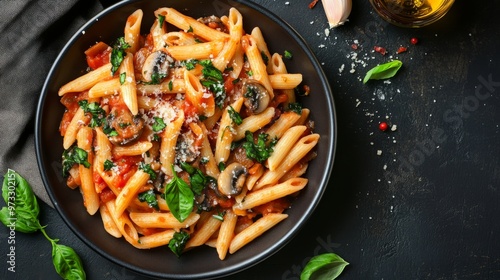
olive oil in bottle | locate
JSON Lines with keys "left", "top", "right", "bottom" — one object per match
{"left": 369, "top": 0, "right": 455, "bottom": 27}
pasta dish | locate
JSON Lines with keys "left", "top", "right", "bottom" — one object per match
{"left": 57, "top": 6, "right": 319, "bottom": 260}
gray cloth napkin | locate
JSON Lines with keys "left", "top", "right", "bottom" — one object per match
{"left": 0, "top": 0, "right": 105, "bottom": 207}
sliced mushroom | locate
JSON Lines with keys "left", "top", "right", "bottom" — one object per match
{"left": 198, "top": 16, "right": 228, "bottom": 33}
{"left": 175, "top": 130, "right": 200, "bottom": 163}
{"left": 142, "top": 50, "right": 173, "bottom": 83}
{"left": 217, "top": 162, "right": 247, "bottom": 197}
{"left": 243, "top": 80, "right": 271, "bottom": 114}
{"left": 106, "top": 106, "right": 145, "bottom": 146}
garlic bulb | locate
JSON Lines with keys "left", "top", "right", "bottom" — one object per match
{"left": 321, "top": 0, "right": 352, "bottom": 28}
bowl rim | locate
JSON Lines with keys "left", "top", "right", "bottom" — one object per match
{"left": 35, "top": 0, "right": 337, "bottom": 278}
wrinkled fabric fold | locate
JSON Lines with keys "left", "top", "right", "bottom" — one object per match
{"left": 0, "top": 0, "right": 104, "bottom": 207}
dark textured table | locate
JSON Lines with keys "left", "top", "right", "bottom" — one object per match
{"left": 2, "top": 0, "right": 500, "bottom": 279}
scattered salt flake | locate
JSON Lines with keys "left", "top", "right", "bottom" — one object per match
{"left": 324, "top": 28, "right": 330, "bottom": 37}
{"left": 285, "top": 2, "right": 290, "bottom": 5}
{"left": 390, "top": 124, "right": 397, "bottom": 131}
{"left": 383, "top": 164, "right": 387, "bottom": 170}
{"left": 355, "top": 99, "right": 361, "bottom": 107}
{"left": 318, "top": 44, "right": 326, "bottom": 48}
{"left": 377, "top": 150, "right": 383, "bottom": 156}
{"left": 82, "top": 30, "right": 86, "bottom": 34}
{"left": 338, "top": 64, "right": 345, "bottom": 73}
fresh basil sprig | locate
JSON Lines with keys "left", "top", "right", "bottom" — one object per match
{"left": 162, "top": 165, "right": 194, "bottom": 222}
{"left": 138, "top": 189, "right": 159, "bottom": 211}
{"left": 300, "top": 253, "right": 349, "bottom": 280}
{"left": 242, "top": 131, "right": 277, "bottom": 163}
{"left": 363, "top": 60, "right": 403, "bottom": 84}
{"left": 199, "top": 59, "right": 226, "bottom": 108}
{"left": 0, "top": 169, "right": 86, "bottom": 279}
{"left": 61, "top": 146, "right": 90, "bottom": 178}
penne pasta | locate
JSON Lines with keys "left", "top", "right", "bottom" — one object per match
{"left": 57, "top": 6, "right": 320, "bottom": 260}
{"left": 229, "top": 213, "right": 288, "bottom": 254}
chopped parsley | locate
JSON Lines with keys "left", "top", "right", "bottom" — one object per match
{"left": 180, "top": 162, "right": 215, "bottom": 196}
{"left": 182, "top": 59, "right": 199, "bottom": 70}
{"left": 199, "top": 59, "right": 226, "bottom": 108}
{"left": 187, "top": 25, "right": 193, "bottom": 33}
{"left": 78, "top": 100, "right": 106, "bottom": 128}
{"left": 242, "top": 131, "right": 277, "bottom": 163}
{"left": 119, "top": 72, "right": 126, "bottom": 84}
{"left": 110, "top": 37, "right": 130, "bottom": 75}
{"left": 261, "top": 51, "right": 269, "bottom": 65}
{"left": 138, "top": 162, "right": 157, "bottom": 180}
{"left": 152, "top": 117, "right": 166, "bottom": 132}
{"left": 227, "top": 106, "right": 242, "bottom": 125}
{"left": 103, "top": 159, "right": 114, "bottom": 171}
{"left": 287, "top": 102, "right": 303, "bottom": 115}
{"left": 62, "top": 146, "right": 90, "bottom": 177}
{"left": 168, "top": 80, "right": 173, "bottom": 91}
{"left": 157, "top": 14, "right": 165, "bottom": 29}
{"left": 138, "top": 189, "right": 159, "bottom": 211}
{"left": 284, "top": 50, "right": 293, "bottom": 59}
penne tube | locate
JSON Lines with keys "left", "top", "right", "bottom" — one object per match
{"left": 268, "top": 74, "right": 303, "bottom": 90}
{"left": 129, "top": 212, "right": 200, "bottom": 230}
{"left": 234, "top": 177, "right": 307, "bottom": 211}
{"left": 233, "top": 107, "right": 275, "bottom": 141}
{"left": 124, "top": 9, "right": 143, "bottom": 53}
{"left": 114, "top": 169, "right": 151, "bottom": 217}
{"left": 159, "top": 109, "right": 184, "bottom": 176}
{"left": 229, "top": 213, "right": 288, "bottom": 254}
{"left": 265, "top": 111, "right": 302, "bottom": 141}
{"left": 76, "top": 126, "right": 100, "bottom": 215}
{"left": 185, "top": 214, "right": 222, "bottom": 249}
{"left": 136, "top": 78, "right": 186, "bottom": 95}
{"left": 106, "top": 200, "right": 140, "bottom": 247}
{"left": 119, "top": 52, "right": 139, "bottom": 115}
{"left": 88, "top": 77, "right": 121, "bottom": 98}
{"left": 216, "top": 210, "right": 238, "bottom": 260}
{"left": 215, "top": 98, "right": 244, "bottom": 163}
{"left": 63, "top": 107, "right": 87, "bottom": 149}
{"left": 184, "top": 70, "right": 215, "bottom": 117}
{"left": 242, "top": 34, "right": 274, "bottom": 98}
{"left": 267, "top": 125, "right": 307, "bottom": 171}
{"left": 58, "top": 63, "right": 112, "bottom": 96}
{"left": 112, "top": 141, "right": 153, "bottom": 157}
{"left": 270, "top": 53, "right": 295, "bottom": 104}
{"left": 166, "top": 40, "right": 225, "bottom": 60}
{"left": 251, "top": 27, "right": 273, "bottom": 74}
{"left": 136, "top": 230, "right": 176, "bottom": 249}
{"left": 159, "top": 7, "right": 229, "bottom": 41}
{"left": 255, "top": 134, "right": 319, "bottom": 189}
{"left": 164, "top": 31, "right": 197, "bottom": 46}
{"left": 99, "top": 204, "right": 122, "bottom": 238}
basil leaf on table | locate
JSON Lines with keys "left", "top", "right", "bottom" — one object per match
{"left": 0, "top": 169, "right": 87, "bottom": 279}
{"left": 0, "top": 169, "right": 41, "bottom": 233}
{"left": 363, "top": 60, "right": 403, "bottom": 84}
{"left": 50, "top": 240, "right": 86, "bottom": 280}
{"left": 300, "top": 253, "right": 349, "bottom": 280}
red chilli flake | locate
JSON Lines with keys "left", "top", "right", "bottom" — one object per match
{"left": 396, "top": 46, "right": 408, "bottom": 54}
{"left": 379, "top": 122, "right": 389, "bottom": 132}
{"left": 351, "top": 43, "right": 359, "bottom": 50}
{"left": 410, "top": 37, "right": 419, "bottom": 45}
{"left": 374, "top": 46, "right": 387, "bottom": 55}
{"left": 309, "top": 0, "right": 319, "bottom": 9}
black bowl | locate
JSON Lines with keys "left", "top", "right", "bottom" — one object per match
{"left": 35, "top": 0, "right": 336, "bottom": 278}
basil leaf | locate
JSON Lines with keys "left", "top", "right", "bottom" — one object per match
{"left": 0, "top": 169, "right": 41, "bottom": 233}
{"left": 168, "top": 230, "right": 190, "bottom": 257}
{"left": 51, "top": 240, "right": 86, "bottom": 280}
{"left": 157, "top": 14, "right": 165, "bottom": 29}
{"left": 300, "top": 253, "right": 349, "bottom": 280}
{"left": 363, "top": 60, "right": 403, "bottom": 84}
{"left": 138, "top": 189, "right": 159, "bottom": 211}
{"left": 284, "top": 50, "right": 293, "bottom": 59}
{"left": 163, "top": 165, "right": 194, "bottom": 222}
{"left": 78, "top": 100, "right": 106, "bottom": 128}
